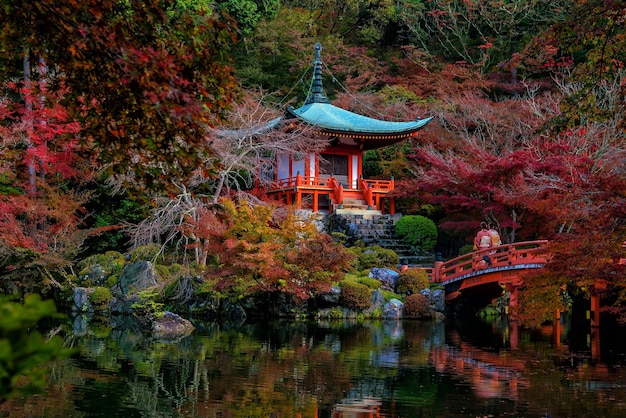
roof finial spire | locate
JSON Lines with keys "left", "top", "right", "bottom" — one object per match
{"left": 305, "top": 42, "right": 329, "bottom": 104}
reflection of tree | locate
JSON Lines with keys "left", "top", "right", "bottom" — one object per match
{"left": 5, "top": 319, "right": 626, "bottom": 417}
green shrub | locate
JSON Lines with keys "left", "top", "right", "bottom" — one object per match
{"left": 357, "top": 276, "right": 381, "bottom": 289}
{"left": 394, "top": 215, "right": 438, "bottom": 253}
{"left": 339, "top": 281, "right": 372, "bottom": 311}
{"left": 458, "top": 244, "right": 474, "bottom": 256}
{"left": 403, "top": 293, "right": 433, "bottom": 319}
{"left": 328, "top": 307, "right": 345, "bottom": 319}
{"left": 397, "top": 269, "right": 430, "bottom": 295}
{"left": 351, "top": 246, "right": 399, "bottom": 270}
{"left": 90, "top": 287, "right": 113, "bottom": 311}
{"left": 155, "top": 264, "right": 171, "bottom": 281}
{"left": 129, "top": 244, "right": 162, "bottom": 262}
{"left": 331, "top": 231, "right": 349, "bottom": 245}
{"left": 381, "top": 289, "right": 401, "bottom": 301}
{"left": 75, "top": 251, "right": 125, "bottom": 283}
{"left": 368, "top": 307, "right": 383, "bottom": 319}
{"left": 131, "top": 290, "right": 165, "bottom": 318}
{"left": 106, "top": 275, "right": 119, "bottom": 287}
{"left": 0, "top": 295, "right": 73, "bottom": 400}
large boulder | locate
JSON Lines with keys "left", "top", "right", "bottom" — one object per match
{"left": 80, "top": 264, "right": 108, "bottom": 286}
{"left": 367, "top": 289, "right": 386, "bottom": 314}
{"left": 117, "top": 261, "right": 159, "bottom": 295}
{"left": 316, "top": 286, "right": 341, "bottom": 307}
{"left": 151, "top": 311, "right": 194, "bottom": 341}
{"left": 420, "top": 288, "right": 446, "bottom": 313}
{"left": 72, "top": 287, "right": 90, "bottom": 312}
{"left": 369, "top": 268, "right": 399, "bottom": 292}
{"left": 382, "top": 298, "right": 404, "bottom": 319}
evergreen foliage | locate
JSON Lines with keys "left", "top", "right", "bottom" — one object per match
{"left": 349, "top": 246, "right": 400, "bottom": 270}
{"left": 397, "top": 269, "right": 430, "bottom": 295}
{"left": 403, "top": 293, "right": 433, "bottom": 319}
{"left": 339, "top": 281, "right": 372, "bottom": 311}
{"left": 394, "top": 216, "right": 438, "bottom": 253}
{"left": 0, "top": 295, "right": 72, "bottom": 401}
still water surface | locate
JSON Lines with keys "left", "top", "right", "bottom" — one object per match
{"left": 2, "top": 314, "right": 626, "bottom": 417}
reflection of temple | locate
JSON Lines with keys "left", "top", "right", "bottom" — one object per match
{"left": 332, "top": 397, "right": 382, "bottom": 418}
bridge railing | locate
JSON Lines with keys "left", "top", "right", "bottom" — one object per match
{"left": 430, "top": 240, "right": 550, "bottom": 284}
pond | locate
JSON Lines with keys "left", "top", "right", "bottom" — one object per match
{"left": 2, "top": 313, "right": 626, "bottom": 418}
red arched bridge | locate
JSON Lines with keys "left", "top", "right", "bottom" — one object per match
{"left": 421, "top": 239, "right": 616, "bottom": 326}
{"left": 425, "top": 240, "right": 550, "bottom": 305}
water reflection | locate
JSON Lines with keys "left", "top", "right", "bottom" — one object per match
{"left": 2, "top": 315, "right": 626, "bottom": 417}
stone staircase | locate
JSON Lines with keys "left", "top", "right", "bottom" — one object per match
{"left": 327, "top": 212, "right": 433, "bottom": 265}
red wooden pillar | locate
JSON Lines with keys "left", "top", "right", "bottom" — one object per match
{"left": 553, "top": 310, "right": 562, "bottom": 348}
{"left": 509, "top": 287, "right": 518, "bottom": 311}
{"left": 389, "top": 197, "right": 395, "bottom": 214}
{"left": 295, "top": 191, "right": 302, "bottom": 209}
{"left": 590, "top": 327, "right": 601, "bottom": 360}
{"left": 590, "top": 292, "right": 601, "bottom": 328}
{"left": 503, "top": 283, "right": 520, "bottom": 321}
{"left": 510, "top": 321, "right": 519, "bottom": 350}
{"left": 294, "top": 173, "right": 302, "bottom": 209}
{"left": 313, "top": 191, "right": 319, "bottom": 212}
{"left": 590, "top": 278, "right": 608, "bottom": 328}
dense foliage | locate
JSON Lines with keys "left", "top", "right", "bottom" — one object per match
{"left": 339, "top": 281, "right": 372, "bottom": 311}
{"left": 403, "top": 293, "right": 433, "bottom": 319}
{"left": 0, "top": 0, "right": 239, "bottom": 190}
{"left": 397, "top": 269, "right": 430, "bottom": 296}
{"left": 394, "top": 215, "right": 438, "bottom": 253}
{"left": 0, "top": 294, "right": 72, "bottom": 401}
{"left": 0, "top": 0, "right": 624, "bottom": 328}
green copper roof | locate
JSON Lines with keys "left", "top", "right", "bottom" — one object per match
{"left": 287, "top": 102, "right": 433, "bottom": 135}
{"left": 215, "top": 43, "right": 433, "bottom": 143}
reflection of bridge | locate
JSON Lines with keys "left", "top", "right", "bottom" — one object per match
{"left": 424, "top": 240, "right": 550, "bottom": 307}
{"left": 430, "top": 335, "right": 530, "bottom": 399}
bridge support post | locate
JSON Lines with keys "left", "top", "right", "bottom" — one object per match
{"left": 503, "top": 284, "right": 519, "bottom": 316}
{"left": 590, "top": 327, "right": 601, "bottom": 360}
{"left": 509, "top": 321, "right": 519, "bottom": 349}
{"left": 590, "top": 292, "right": 601, "bottom": 328}
{"left": 553, "top": 311, "right": 562, "bottom": 348}
{"left": 590, "top": 278, "right": 609, "bottom": 328}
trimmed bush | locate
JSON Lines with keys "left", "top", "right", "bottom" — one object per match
{"left": 349, "top": 246, "right": 400, "bottom": 270}
{"left": 357, "top": 276, "right": 382, "bottom": 289}
{"left": 90, "top": 286, "right": 113, "bottom": 311}
{"left": 397, "top": 269, "right": 430, "bottom": 295}
{"left": 403, "top": 293, "right": 433, "bottom": 319}
{"left": 339, "top": 281, "right": 372, "bottom": 311}
{"left": 394, "top": 215, "right": 438, "bottom": 253}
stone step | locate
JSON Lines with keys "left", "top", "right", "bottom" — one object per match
{"left": 343, "top": 197, "right": 368, "bottom": 205}
{"left": 334, "top": 208, "right": 382, "bottom": 216}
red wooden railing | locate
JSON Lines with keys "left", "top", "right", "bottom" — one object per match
{"left": 266, "top": 175, "right": 396, "bottom": 213}
{"left": 426, "top": 240, "right": 550, "bottom": 284}
{"left": 327, "top": 176, "right": 344, "bottom": 206}
{"left": 275, "top": 175, "right": 330, "bottom": 188}
{"left": 358, "top": 176, "right": 374, "bottom": 207}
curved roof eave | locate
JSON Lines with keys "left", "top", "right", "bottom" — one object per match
{"left": 287, "top": 102, "right": 433, "bottom": 135}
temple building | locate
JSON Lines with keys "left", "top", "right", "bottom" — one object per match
{"left": 235, "top": 43, "right": 432, "bottom": 214}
